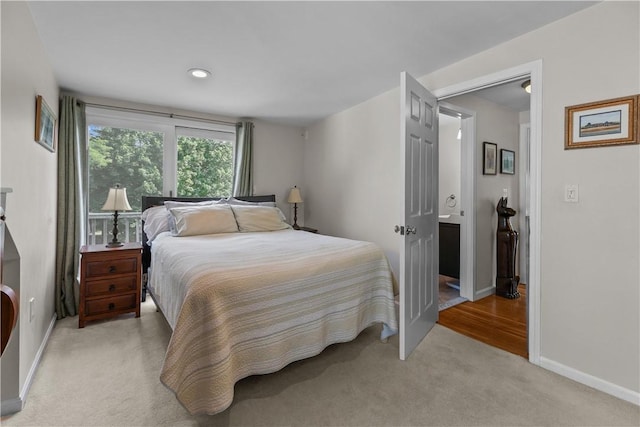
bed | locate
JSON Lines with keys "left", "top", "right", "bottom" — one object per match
{"left": 141, "top": 195, "right": 398, "bottom": 415}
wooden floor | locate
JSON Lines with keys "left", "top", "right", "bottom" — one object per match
{"left": 438, "top": 284, "right": 528, "bottom": 358}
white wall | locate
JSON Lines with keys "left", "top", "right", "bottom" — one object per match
{"left": 438, "top": 115, "right": 461, "bottom": 216}
{"left": 304, "top": 88, "right": 401, "bottom": 272}
{"left": 1, "top": 0, "right": 59, "bottom": 409}
{"left": 252, "top": 120, "right": 305, "bottom": 220}
{"left": 304, "top": 1, "right": 639, "bottom": 399}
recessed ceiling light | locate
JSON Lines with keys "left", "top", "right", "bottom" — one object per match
{"left": 521, "top": 79, "right": 531, "bottom": 94}
{"left": 188, "top": 68, "right": 211, "bottom": 79}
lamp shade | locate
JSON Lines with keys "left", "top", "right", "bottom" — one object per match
{"left": 287, "top": 186, "right": 303, "bottom": 204}
{"left": 101, "top": 186, "right": 132, "bottom": 212}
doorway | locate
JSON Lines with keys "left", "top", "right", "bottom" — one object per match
{"left": 437, "top": 113, "right": 464, "bottom": 310}
{"left": 431, "top": 61, "right": 541, "bottom": 362}
{"left": 398, "top": 61, "right": 541, "bottom": 362}
{"left": 437, "top": 108, "right": 475, "bottom": 310}
{"left": 437, "top": 81, "right": 531, "bottom": 358}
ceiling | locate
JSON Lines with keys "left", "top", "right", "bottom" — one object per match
{"left": 27, "top": 1, "right": 596, "bottom": 127}
{"left": 472, "top": 78, "right": 532, "bottom": 112}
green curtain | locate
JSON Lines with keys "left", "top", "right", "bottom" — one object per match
{"left": 232, "top": 121, "right": 254, "bottom": 197}
{"left": 54, "top": 96, "right": 86, "bottom": 319}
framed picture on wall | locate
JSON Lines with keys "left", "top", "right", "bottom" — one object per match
{"left": 565, "top": 95, "right": 638, "bottom": 149}
{"left": 500, "top": 149, "right": 515, "bottom": 174}
{"left": 35, "top": 95, "right": 56, "bottom": 153}
{"left": 483, "top": 141, "right": 497, "bottom": 175}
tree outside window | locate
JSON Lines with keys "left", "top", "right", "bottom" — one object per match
{"left": 89, "top": 125, "right": 163, "bottom": 213}
{"left": 177, "top": 136, "right": 233, "bottom": 198}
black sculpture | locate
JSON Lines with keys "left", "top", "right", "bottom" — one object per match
{"left": 496, "top": 197, "right": 520, "bottom": 299}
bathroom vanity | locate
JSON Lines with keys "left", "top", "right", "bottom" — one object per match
{"left": 439, "top": 215, "right": 460, "bottom": 279}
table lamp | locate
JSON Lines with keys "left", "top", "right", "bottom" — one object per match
{"left": 101, "top": 184, "right": 132, "bottom": 247}
{"left": 287, "top": 186, "right": 303, "bottom": 229}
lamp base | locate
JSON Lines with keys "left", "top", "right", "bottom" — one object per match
{"left": 292, "top": 203, "right": 300, "bottom": 230}
{"left": 106, "top": 210, "right": 123, "bottom": 248}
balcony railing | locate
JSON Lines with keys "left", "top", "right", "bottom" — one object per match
{"left": 88, "top": 212, "right": 142, "bottom": 245}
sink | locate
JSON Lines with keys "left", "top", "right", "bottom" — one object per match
{"left": 439, "top": 213, "right": 462, "bottom": 224}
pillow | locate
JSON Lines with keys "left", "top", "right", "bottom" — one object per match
{"left": 226, "top": 197, "right": 276, "bottom": 207}
{"left": 164, "top": 199, "right": 224, "bottom": 232}
{"left": 141, "top": 205, "right": 170, "bottom": 243}
{"left": 169, "top": 204, "right": 238, "bottom": 236}
{"left": 230, "top": 205, "right": 291, "bottom": 232}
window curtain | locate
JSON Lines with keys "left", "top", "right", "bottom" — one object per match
{"left": 54, "top": 95, "right": 87, "bottom": 319}
{"left": 232, "top": 121, "right": 254, "bottom": 197}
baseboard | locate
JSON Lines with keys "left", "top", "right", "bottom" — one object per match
{"left": 19, "top": 313, "right": 57, "bottom": 408}
{"left": 474, "top": 284, "right": 495, "bottom": 300}
{"left": 539, "top": 356, "right": 640, "bottom": 406}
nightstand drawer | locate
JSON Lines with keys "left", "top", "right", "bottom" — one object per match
{"left": 86, "top": 258, "right": 137, "bottom": 278}
{"left": 85, "top": 294, "right": 137, "bottom": 316}
{"left": 86, "top": 276, "right": 137, "bottom": 297}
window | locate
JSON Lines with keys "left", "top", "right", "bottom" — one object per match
{"left": 88, "top": 125, "right": 164, "bottom": 213}
{"left": 86, "top": 107, "right": 235, "bottom": 244}
{"left": 176, "top": 127, "right": 234, "bottom": 197}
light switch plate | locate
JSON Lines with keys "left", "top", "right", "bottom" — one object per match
{"left": 564, "top": 184, "right": 579, "bottom": 203}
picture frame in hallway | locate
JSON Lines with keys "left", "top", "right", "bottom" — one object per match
{"left": 483, "top": 141, "right": 497, "bottom": 175}
{"left": 35, "top": 95, "right": 56, "bottom": 153}
{"left": 565, "top": 95, "right": 638, "bottom": 149}
{"left": 500, "top": 149, "right": 515, "bottom": 174}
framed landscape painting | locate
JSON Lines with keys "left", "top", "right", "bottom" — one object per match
{"left": 35, "top": 95, "right": 56, "bottom": 152}
{"left": 565, "top": 95, "right": 638, "bottom": 149}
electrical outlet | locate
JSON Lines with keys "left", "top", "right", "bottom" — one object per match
{"left": 29, "top": 297, "right": 35, "bottom": 322}
{"left": 564, "top": 184, "right": 579, "bottom": 203}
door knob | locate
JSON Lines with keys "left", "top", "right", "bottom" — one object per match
{"left": 406, "top": 226, "right": 417, "bottom": 234}
{"left": 394, "top": 225, "right": 405, "bottom": 235}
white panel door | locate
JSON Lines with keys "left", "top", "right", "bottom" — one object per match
{"left": 399, "top": 72, "right": 439, "bottom": 360}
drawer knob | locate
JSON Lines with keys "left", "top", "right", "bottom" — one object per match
{"left": 109, "top": 284, "right": 116, "bottom": 292}
{"left": 109, "top": 266, "right": 116, "bottom": 273}
{"left": 108, "top": 303, "right": 115, "bottom": 311}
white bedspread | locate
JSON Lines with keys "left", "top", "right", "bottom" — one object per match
{"left": 149, "top": 229, "right": 398, "bottom": 415}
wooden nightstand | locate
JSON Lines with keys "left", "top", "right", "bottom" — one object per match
{"left": 79, "top": 242, "right": 142, "bottom": 328}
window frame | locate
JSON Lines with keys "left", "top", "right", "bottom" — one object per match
{"left": 86, "top": 106, "right": 236, "bottom": 200}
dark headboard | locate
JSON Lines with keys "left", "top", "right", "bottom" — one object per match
{"left": 140, "top": 195, "right": 276, "bottom": 274}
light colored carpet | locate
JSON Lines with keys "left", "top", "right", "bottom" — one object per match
{"left": 2, "top": 299, "right": 638, "bottom": 426}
